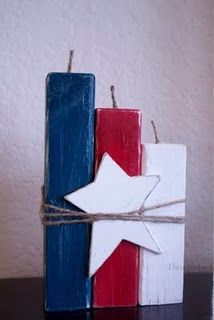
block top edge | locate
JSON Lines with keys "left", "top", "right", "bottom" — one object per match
{"left": 46, "top": 72, "right": 95, "bottom": 80}
{"left": 143, "top": 143, "right": 187, "bottom": 150}
{"left": 96, "top": 107, "right": 141, "bottom": 113}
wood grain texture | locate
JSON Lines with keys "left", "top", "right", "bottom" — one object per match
{"left": 93, "top": 108, "right": 142, "bottom": 307}
{"left": 139, "top": 144, "right": 186, "bottom": 306}
{"left": 45, "top": 73, "right": 95, "bottom": 311}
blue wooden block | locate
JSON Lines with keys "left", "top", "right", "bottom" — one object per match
{"left": 44, "top": 73, "right": 95, "bottom": 311}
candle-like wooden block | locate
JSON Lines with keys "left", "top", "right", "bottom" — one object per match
{"left": 93, "top": 108, "right": 142, "bottom": 307}
{"left": 139, "top": 144, "right": 186, "bottom": 305}
{"left": 45, "top": 73, "right": 95, "bottom": 311}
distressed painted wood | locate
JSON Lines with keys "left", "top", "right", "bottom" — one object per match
{"left": 65, "top": 153, "right": 161, "bottom": 276}
{"left": 139, "top": 143, "right": 186, "bottom": 306}
{"left": 45, "top": 72, "right": 95, "bottom": 311}
{"left": 93, "top": 108, "right": 142, "bottom": 307}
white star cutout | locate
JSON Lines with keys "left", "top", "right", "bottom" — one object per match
{"left": 65, "top": 153, "right": 161, "bottom": 276}
{"left": 65, "top": 153, "right": 160, "bottom": 214}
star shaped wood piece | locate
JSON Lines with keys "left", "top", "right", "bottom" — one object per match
{"left": 65, "top": 153, "right": 161, "bottom": 276}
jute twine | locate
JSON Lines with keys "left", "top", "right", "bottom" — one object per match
{"left": 151, "top": 120, "right": 160, "bottom": 144}
{"left": 67, "top": 50, "right": 74, "bottom": 73}
{"left": 40, "top": 196, "right": 185, "bottom": 226}
{"left": 110, "top": 85, "right": 118, "bottom": 109}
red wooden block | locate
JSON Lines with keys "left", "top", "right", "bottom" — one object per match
{"left": 93, "top": 108, "right": 142, "bottom": 307}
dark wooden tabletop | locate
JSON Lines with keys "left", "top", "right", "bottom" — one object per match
{"left": 0, "top": 273, "right": 212, "bottom": 320}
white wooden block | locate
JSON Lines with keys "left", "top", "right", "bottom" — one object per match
{"left": 139, "top": 144, "right": 186, "bottom": 306}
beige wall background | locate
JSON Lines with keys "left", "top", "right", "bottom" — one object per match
{"left": 0, "top": 0, "right": 213, "bottom": 278}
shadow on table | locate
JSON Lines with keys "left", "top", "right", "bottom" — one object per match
{"left": 0, "top": 273, "right": 212, "bottom": 320}
{"left": 44, "top": 273, "right": 213, "bottom": 320}
{"left": 44, "top": 304, "right": 183, "bottom": 320}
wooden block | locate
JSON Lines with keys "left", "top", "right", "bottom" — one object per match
{"left": 45, "top": 73, "right": 95, "bottom": 311}
{"left": 139, "top": 144, "right": 186, "bottom": 305}
{"left": 93, "top": 108, "right": 142, "bottom": 307}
